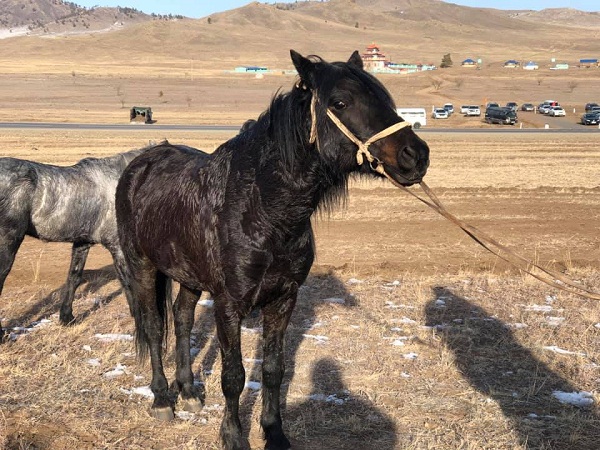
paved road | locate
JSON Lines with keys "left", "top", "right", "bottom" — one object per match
{"left": 0, "top": 122, "right": 598, "bottom": 133}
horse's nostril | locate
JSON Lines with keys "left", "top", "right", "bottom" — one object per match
{"left": 397, "top": 146, "right": 418, "bottom": 171}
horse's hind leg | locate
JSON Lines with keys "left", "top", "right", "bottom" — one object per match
{"left": 260, "top": 281, "right": 298, "bottom": 450}
{"left": 215, "top": 294, "right": 248, "bottom": 450}
{"left": 172, "top": 284, "right": 203, "bottom": 412}
{"left": 137, "top": 267, "right": 174, "bottom": 420}
{"left": 59, "top": 242, "right": 92, "bottom": 325}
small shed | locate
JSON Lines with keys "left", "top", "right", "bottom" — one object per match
{"left": 461, "top": 58, "right": 476, "bottom": 67}
{"left": 503, "top": 60, "right": 519, "bottom": 68}
{"left": 523, "top": 61, "right": 538, "bottom": 70}
{"left": 579, "top": 58, "right": 599, "bottom": 68}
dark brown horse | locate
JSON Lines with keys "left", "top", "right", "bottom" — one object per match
{"left": 115, "top": 50, "right": 429, "bottom": 450}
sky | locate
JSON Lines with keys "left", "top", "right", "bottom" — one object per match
{"left": 72, "top": 1, "right": 598, "bottom": 19}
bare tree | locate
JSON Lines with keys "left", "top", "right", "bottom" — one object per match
{"left": 454, "top": 77, "right": 464, "bottom": 89}
{"left": 567, "top": 80, "right": 579, "bottom": 93}
{"left": 430, "top": 78, "right": 443, "bottom": 91}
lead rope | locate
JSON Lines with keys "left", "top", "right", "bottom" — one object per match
{"left": 308, "top": 90, "right": 600, "bottom": 301}
{"left": 389, "top": 177, "right": 600, "bottom": 301}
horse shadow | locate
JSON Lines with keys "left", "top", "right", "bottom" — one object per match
{"left": 238, "top": 272, "right": 358, "bottom": 440}
{"left": 424, "top": 286, "right": 599, "bottom": 449}
{"left": 284, "top": 357, "right": 398, "bottom": 449}
{"left": 185, "top": 272, "right": 360, "bottom": 440}
{"left": 6, "top": 264, "right": 120, "bottom": 330}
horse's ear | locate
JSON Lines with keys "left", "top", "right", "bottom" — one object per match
{"left": 348, "top": 50, "right": 363, "bottom": 69}
{"left": 290, "top": 50, "right": 314, "bottom": 85}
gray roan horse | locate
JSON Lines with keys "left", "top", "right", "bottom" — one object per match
{"left": 0, "top": 146, "right": 150, "bottom": 338}
{"left": 115, "top": 50, "right": 429, "bottom": 450}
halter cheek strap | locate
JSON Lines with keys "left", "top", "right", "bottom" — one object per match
{"left": 308, "top": 91, "right": 412, "bottom": 175}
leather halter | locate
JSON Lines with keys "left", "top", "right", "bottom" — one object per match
{"left": 308, "top": 91, "right": 411, "bottom": 175}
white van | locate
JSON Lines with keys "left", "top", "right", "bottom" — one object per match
{"left": 396, "top": 107, "right": 427, "bottom": 129}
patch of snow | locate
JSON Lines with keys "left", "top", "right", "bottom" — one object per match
{"left": 244, "top": 358, "right": 263, "bottom": 364}
{"left": 403, "top": 352, "right": 418, "bottom": 360}
{"left": 508, "top": 323, "right": 528, "bottom": 329}
{"left": 302, "top": 334, "right": 329, "bottom": 343}
{"left": 385, "top": 301, "right": 415, "bottom": 309}
{"left": 546, "top": 316, "right": 565, "bottom": 326}
{"left": 176, "top": 411, "right": 196, "bottom": 420}
{"left": 594, "top": 323, "right": 600, "bottom": 329}
{"left": 545, "top": 294, "right": 557, "bottom": 304}
{"left": 542, "top": 346, "right": 586, "bottom": 357}
{"left": 103, "top": 363, "right": 128, "bottom": 378}
{"left": 400, "top": 372, "right": 411, "bottom": 378}
{"left": 132, "top": 386, "right": 154, "bottom": 398}
{"left": 392, "top": 317, "right": 417, "bottom": 324}
{"left": 241, "top": 326, "right": 262, "bottom": 334}
{"left": 245, "top": 381, "right": 261, "bottom": 391}
{"left": 347, "top": 278, "right": 363, "bottom": 285}
{"left": 322, "top": 297, "right": 345, "bottom": 304}
{"left": 87, "top": 358, "right": 101, "bottom": 367}
{"left": 552, "top": 391, "right": 594, "bottom": 407}
{"left": 521, "top": 304, "right": 563, "bottom": 313}
{"left": 82, "top": 345, "right": 92, "bottom": 352}
{"left": 198, "top": 299, "right": 214, "bottom": 307}
{"left": 94, "top": 333, "right": 134, "bottom": 342}
{"left": 309, "top": 393, "right": 346, "bottom": 405}
{"left": 392, "top": 340, "right": 405, "bottom": 346}
{"left": 435, "top": 299, "right": 446, "bottom": 308}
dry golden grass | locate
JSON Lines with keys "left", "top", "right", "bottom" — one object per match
{"left": 1, "top": 130, "right": 599, "bottom": 449}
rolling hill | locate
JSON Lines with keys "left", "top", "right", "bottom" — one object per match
{"left": 0, "top": 0, "right": 598, "bottom": 72}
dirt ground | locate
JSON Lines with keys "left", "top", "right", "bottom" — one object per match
{"left": 1, "top": 129, "right": 599, "bottom": 449}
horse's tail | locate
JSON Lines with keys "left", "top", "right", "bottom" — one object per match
{"left": 128, "top": 271, "right": 173, "bottom": 362}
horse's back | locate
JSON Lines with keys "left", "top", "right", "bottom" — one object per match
{"left": 116, "top": 143, "right": 223, "bottom": 289}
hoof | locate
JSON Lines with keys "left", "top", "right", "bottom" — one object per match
{"left": 180, "top": 397, "right": 203, "bottom": 413}
{"left": 59, "top": 313, "right": 75, "bottom": 326}
{"left": 151, "top": 406, "right": 175, "bottom": 421}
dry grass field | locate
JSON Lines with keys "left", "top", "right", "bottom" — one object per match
{"left": 1, "top": 1, "right": 600, "bottom": 448}
{"left": 1, "top": 130, "right": 599, "bottom": 450}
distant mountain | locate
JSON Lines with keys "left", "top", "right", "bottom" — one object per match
{"left": 505, "top": 7, "right": 600, "bottom": 28}
{"left": 0, "top": 0, "right": 183, "bottom": 35}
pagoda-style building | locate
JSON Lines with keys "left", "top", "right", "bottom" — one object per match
{"left": 362, "top": 43, "right": 388, "bottom": 71}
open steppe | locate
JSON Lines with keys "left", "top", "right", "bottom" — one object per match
{"left": 1, "top": 1, "right": 599, "bottom": 449}
{"left": 1, "top": 129, "right": 599, "bottom": 449}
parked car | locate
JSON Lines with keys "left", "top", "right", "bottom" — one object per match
{"left": 590, "top": 106, "right": 600, "bottom": 114}
{"left": 538, "top": 104, "right": 553, "bottom": 114}
{"left": 584, "top": 102, "right": 599, "bottom": 112}
{"left": 486, "top": 102, "right": 499, "bottom": 109}
{"left": 521, "top": 103, "right": 535, "bottom": 111}
{"left": 443, "top": 103, "right": 454, "bottom": 115}
{"left": 580, "top": 112, "right": 600, "bottom": 125}
{"left": 485, "top": 106, "right": 517, "bottom": 125}
{"left": 432, "top": 108, "right": 449, "bottom": 119}
{"left": 460, "top": 105, "right": 472, "bottom": 114}
{"left": 549, "top": 106, "right": 566, "bottom": 117}
{"left": 506, "top": 102, "right": 518, "bottom": 111}
{"left": 465, "top": 106, "right": 481, "bottom": 116}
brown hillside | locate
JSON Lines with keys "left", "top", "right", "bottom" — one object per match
{"left": 0, "top": 1, "right": 597, "bottom": 73}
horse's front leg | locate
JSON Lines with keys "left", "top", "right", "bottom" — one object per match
{"left": 59, "top": 242, "right": 92, "bottom": 325}
{"left": 261, "top": 281, "right": 298, "bottom": 450}
{"left": 0, "top": 225, "right": 26, "bottom": 340}
{"left": 172, "top": 284, "right": 203, "bottom": 412}
{"left": 215, "top": 294, "right": 247, "bottom": 450}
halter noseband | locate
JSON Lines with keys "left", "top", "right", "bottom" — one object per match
{"left": 308, "top": 90, "right": 412, "bottom": 175}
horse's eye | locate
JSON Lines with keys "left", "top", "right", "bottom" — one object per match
{"left": 333, "top": 101, "right": 347, "bottom": 110}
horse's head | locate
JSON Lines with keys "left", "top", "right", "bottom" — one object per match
{"left": 291, "top": 50, "right": 429, "bottom": 186}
